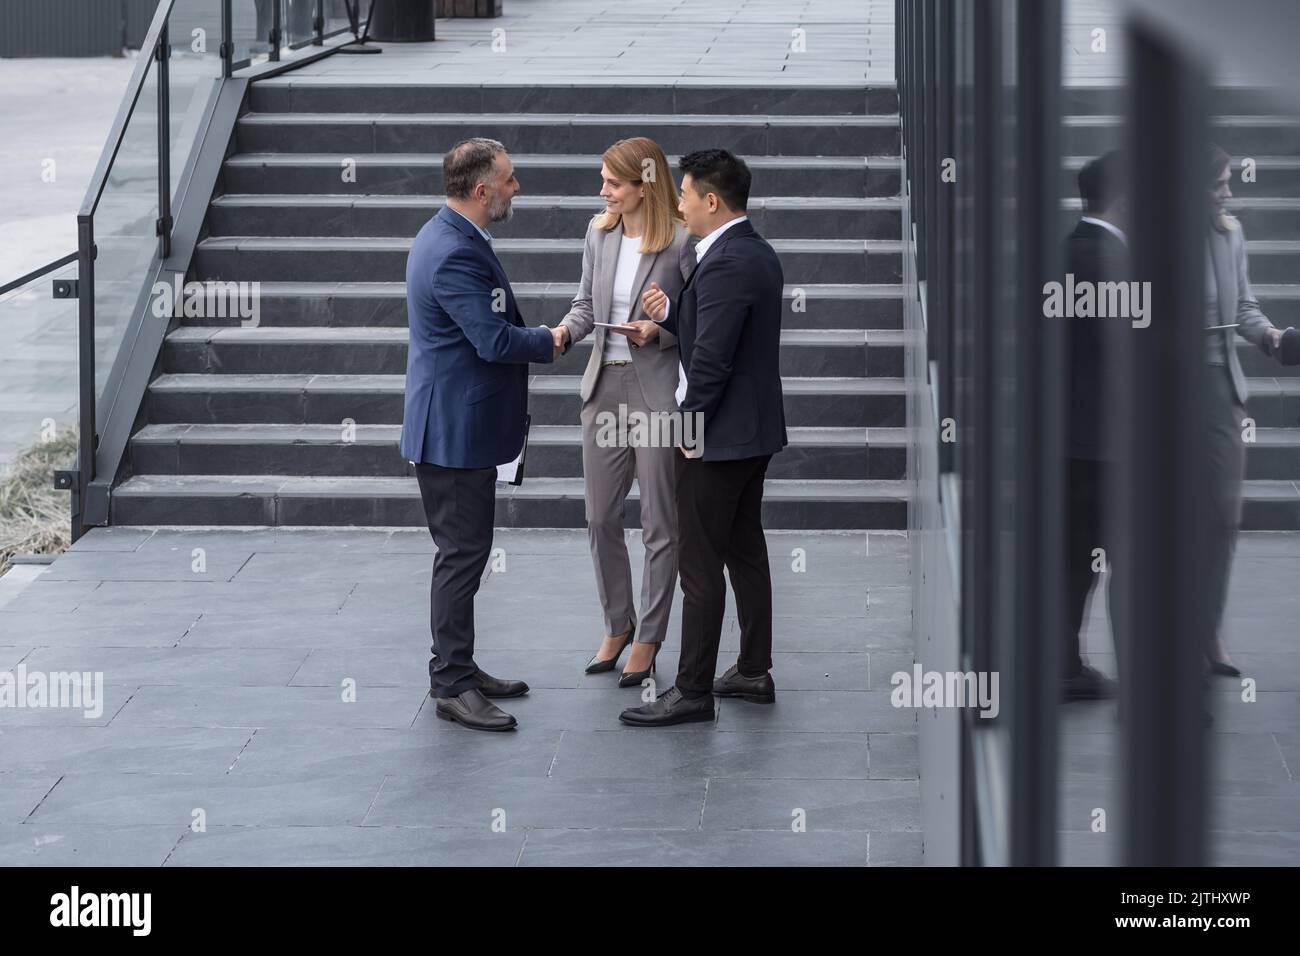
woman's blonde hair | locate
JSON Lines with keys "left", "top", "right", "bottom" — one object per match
{"left": 593, "top": 138, "right": 682, "bottom": 253}
{"left": 1209, "top": 142, "right": 1240, "bottom": 234}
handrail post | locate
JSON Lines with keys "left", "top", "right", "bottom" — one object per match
{"left": 74, "top": 215, "right": 96, "bottom": 543}
{"left": 270, "top": 0, "right": 282, "bottom": 61}
{"left": 156, "top": 23, "right": 172, "bottom": 260}
{"left": 221, "top": 0, "right": 233, "bottom": 77}
{"left": 314, "top": 0, "right": 325, "bottom": 45}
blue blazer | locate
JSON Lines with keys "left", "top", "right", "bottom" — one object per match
{"left": 400, "top": 206, "right": 554, "bottom": 468}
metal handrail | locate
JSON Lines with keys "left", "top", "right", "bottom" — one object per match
{"left": 0, "top": 0, "right": 367, "bottom": 542}
{"left": 0, "top": 252, "right": 77, "bottom": 299}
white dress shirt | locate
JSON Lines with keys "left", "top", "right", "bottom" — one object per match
{"left": 665, "top": 215, "right": 749, "bottom": 404}
{"left": 604, "top": 234, "right": 642, "bottom": 362}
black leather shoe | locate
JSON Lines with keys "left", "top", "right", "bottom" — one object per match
{"left": 712, "top": 664, "right": 776, "bottom": 703}
{"left": 1061, "top": 664, "right": 1117, "bottom": 702}
{"left": 434, "top": 688, "right": 517, "bottom": 731}
{"left": 619, "top": 686, "right": 714, "bottom": 727}
{"left": 585, "top": 625, "right": 635, "bottom": 674}
{"left": 618, "top": 642, "right": 663, "bottom": 688}
{"left": 473, "top": 668, "right": 529, "bottom": 698}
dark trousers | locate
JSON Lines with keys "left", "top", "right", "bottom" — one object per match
{"left": 674, "top": 453, "right": 774, "bottom": 697}
{"left": 1063, "top": 456, "right": 1126, "bottom": 679}
{"left": 414, "top": 462, "right": 496, "bottom": 698}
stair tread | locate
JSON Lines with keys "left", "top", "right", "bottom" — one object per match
{"left": 148, "top": 373, "right": 909, "bottom": 393}
{"left": 132, "top": 422, "right": 906, "bottom": 445}
{"left": 212, "top": 194, "right": 903, "bottom": 211}
{"left": 164, "top": 326, "right": 906, "bottom": 346}
{"left": 239, "top": 111, "right": 902, "bottom": 126}
{"left": 113, "top": 474, "right": 913, "bottom": 500}
{"left": 181, "top": 280, "right": 906, "bottom": 298}
{"left": 225, "top": 152, "right": 898, "bottom": 168}
{"left": 197, "top": 236, "right": 904, "bottom": 252}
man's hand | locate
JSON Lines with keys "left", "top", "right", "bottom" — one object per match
{"left": 550, "top": 324, "right": 569, "bottom": 359}
{"left": 1269, "top": 327, "right": 1284, "bottom": 353}
{"left": 642, "top": 281, "right": 668, "bottom": 322}
{"left": 609, "top": 319, "right": 660, "bottom": 349}
{"left": 679, "top": 444, "right": 703, "bottom": 459}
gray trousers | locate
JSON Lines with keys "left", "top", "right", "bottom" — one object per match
{"left": 1204, "top": 365, "right": 1247, "bottom": 646}
{"left": 579, "top": 364, "right": 678, "bottom": 644}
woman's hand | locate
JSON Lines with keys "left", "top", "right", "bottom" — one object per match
{"left": 611, "top": 319, "right": 659, "bottom": 349}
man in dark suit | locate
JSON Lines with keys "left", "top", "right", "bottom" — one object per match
{"left": 401, "top": 138, "right": 562, "bottom": 731}
{"left": 620, "top": 149, "right": 788, "bottom": 727}
{"left": 1061, "top": 151, "right": 1128, "bottom": 702}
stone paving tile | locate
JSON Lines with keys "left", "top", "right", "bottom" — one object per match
{"left": 0, "top": 725, "right": 253, "bottom": 775}
{"left": 26, "top": 771, "right": 388, "bottom": 827}
{"left": 0, "top": 774, "right": 61, "bottom": 824}
{"left": 111, "top": 684, "right": 425, "bottom": 730}
{"left": 164, "top": 825, "right": 525, "bottom": 867}
{"left": 868, "top": 829, "right": 925, "bottom": 865}
{"left": 364, "top": 775, "right": 708, "bottom": 830}
{"left": 701, "top": 777, "right": 921, "bottom": 831}
{"left": 0, "top": 824, "right": 184, "bottom": 866}
{"left": 229, "top": 726, "right": 564, "bottom": 780}
{"left": 516, "top": 828, "right": 869, "bottom": 867}
{"left": 21, "top": 646, "right": 308, "bottom": 686}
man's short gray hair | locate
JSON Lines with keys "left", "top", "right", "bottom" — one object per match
{"left": 443, "top": 138, "right": 507, "bottom": 200}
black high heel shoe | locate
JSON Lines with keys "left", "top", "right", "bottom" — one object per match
{"left": 619, "top": 641, "right": 662, "bottom": 688}
{"left": 584, "top": 625, "right": 635, "bottom": 675}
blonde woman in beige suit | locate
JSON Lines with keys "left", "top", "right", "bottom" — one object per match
{"left": 552, "top": 137, "right": 697, "bottom": 685}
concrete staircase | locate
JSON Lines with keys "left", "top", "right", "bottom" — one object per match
{"left": 111, "top": 81, "right": 909, "bottom": 528}
{"left": 1061, "top": 87, "right": 1300, "bottom": 530}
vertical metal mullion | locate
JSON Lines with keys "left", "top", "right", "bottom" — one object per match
{"left": 1120, "top": 19, "right": 1211, "bottom": 868}
{"left": 314, "top": 0, "right": 325, "bottom": 45}
{"left": 1008, "top": 0, "right": 1063, "bottom": 869}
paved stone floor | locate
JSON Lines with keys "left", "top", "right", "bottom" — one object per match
{"left": 1060, "top": 531, "right": 1300, "bottom": 866}
{"left": 0, "top": 526, "right": 919, "bottom": 866}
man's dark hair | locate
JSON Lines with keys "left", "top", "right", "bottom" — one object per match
{"left": 1077, "top": 150, "right": 1125, "bottom": 215}
{"left": 444, "top": 137, "right": 506, "bottom": 200}
{"left": 678, "top": 149, "right": 751, "bottom": 212}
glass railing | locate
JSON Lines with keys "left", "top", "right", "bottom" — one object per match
{"left": 1, "top": 0, "right": 365, "bottom": 539}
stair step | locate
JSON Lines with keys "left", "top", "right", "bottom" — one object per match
{"left": 145, "top": 374, "right": 907, "bottom": 427}
{"left": 221, "top": 152, "right": 903, "bottom": 198}
{"left": 1061, "top": 155, "right": 1300, "bottom": 202}
{"left": 162, "top": 326, "right": 907, "bottom": 377}
{"left": 192, "top": 236, "right": 904, "bottom": 284}
{"left": 248, "top": 79, "right": 900, "bottom": 117}
{"left": 235, "top": 112, "right": 902, "bottom": 158}
{"left": 1063, "top": 115, "right": 1300, "bottom": 156}
{"left": 128, "top": 423, "right": 906, "bottom": 480}
{"left": 207, "top": 194, "right": 903, "bottom": 241}
{"left": 174, "top": 280, "right": 906, "bottom": 330}
{"left": 109, "top": 474, "right": 911, "bottom": 529}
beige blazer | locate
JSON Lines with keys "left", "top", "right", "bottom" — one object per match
{"left": 1208, "top": 220, "right": 1278, "bottom": 406}
{"left": 558, "top": 216, "right": 696, "bottom": 413}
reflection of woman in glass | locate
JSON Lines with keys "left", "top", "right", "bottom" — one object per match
{"left": 1203, "top": 143, "right": 1287, "bottom": 677}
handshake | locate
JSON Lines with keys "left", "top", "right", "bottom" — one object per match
{"left": 544, "top": 283, "right": 671, "bottom": 359}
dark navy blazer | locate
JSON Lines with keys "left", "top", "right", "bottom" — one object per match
{"left": 400, "top": 206, "right": 554, "bottom": 468}
{"left": 659, "top": 219, "right": 788, "bottom": 461}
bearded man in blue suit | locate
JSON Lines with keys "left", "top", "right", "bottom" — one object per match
{"left": 401, "top": 138, "right": 565, "bottom": 732}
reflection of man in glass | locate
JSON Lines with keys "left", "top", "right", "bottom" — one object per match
{"left": 1061, "top": 151, "right": 1127, "bottom": 702}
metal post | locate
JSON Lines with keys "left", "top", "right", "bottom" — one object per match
{"left": 155, "top": 24, "right": 172, "bottom": 260}
{"left": 73, "top": 216, "right": 96, "bottom": 543}
{"left": 1008, "top": 0, "right": 1063, "bottom": 867}
{"left": 314, "top": 0, "right": 325, "bottom": 44}
{"left": 1119, "top": 18, "right": 1211, "bottom": 868}
{"left": 221, "top": 0, "right": 233, "bottom": 77}
{"left": 271, "top": 0, "right": 282, "bottom": 61}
